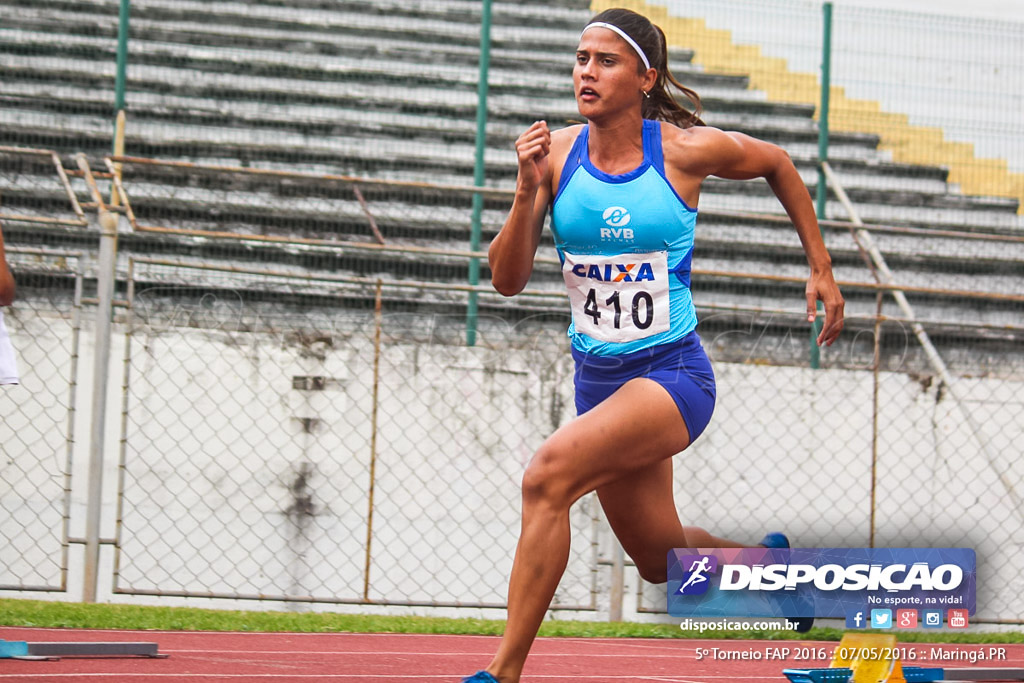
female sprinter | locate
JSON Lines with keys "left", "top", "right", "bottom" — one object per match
{"left": 461, "top": 8, "right": 844, "bottom": 683}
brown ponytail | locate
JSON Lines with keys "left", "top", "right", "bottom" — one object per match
{"left": 586, "top": 9, "right": 705, "bottom": 128}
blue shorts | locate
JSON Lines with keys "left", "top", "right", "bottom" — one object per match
{"left": 571, "top": 330, "right": 717, "bottom": 442}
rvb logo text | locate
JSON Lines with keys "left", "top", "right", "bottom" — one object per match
{"left": 600, "top": 227, "right": 634, "bottom": 240}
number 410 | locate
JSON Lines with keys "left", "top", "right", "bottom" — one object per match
{"left": 583, "top": 288, "right": 654, "bottom": 329}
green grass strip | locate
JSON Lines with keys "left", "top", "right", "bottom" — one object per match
{"left": 2, "top": 599, "right": 1022, "bottom": 644}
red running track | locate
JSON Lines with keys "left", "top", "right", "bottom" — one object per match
{"left": 3, "top": 627, "right": 1024, "bottom": 682}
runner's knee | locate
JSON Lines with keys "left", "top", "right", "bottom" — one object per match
{"left": 633, "top": 557, "right": 668, "bottom": 584}
{"left": 521, "top": 444, "right": 579, "bottom": 509}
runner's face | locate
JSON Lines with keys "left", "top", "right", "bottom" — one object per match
{"left": 574, "top": 28, "right": 646, "bottom": 120}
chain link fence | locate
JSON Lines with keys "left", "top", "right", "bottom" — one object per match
{"left": 1, "top": 0, "right": 1023, "bottom": 625}
{"left": 2, "top": 183, "right": 1022, "bottom": 619}
{"left": 113, "top": 259, "right": 598, "bottom": 611}
{"left": 637, "top": 321, "right": 1024, "bottom": 618}
{"left": 0, "top": 247, "right": 83, "bottom": 593}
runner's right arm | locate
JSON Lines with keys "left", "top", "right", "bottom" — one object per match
{"left": 489, "top": 121, "right": 554, "bottom": 296}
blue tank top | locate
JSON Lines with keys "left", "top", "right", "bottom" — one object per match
{"left": 550, "top": 119, "right": 698, "bottom": 356}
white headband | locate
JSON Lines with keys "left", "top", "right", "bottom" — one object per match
{"left": 580, "top": 22, "right": 651, "bottom": 71}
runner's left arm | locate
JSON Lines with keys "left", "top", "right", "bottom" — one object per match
{"left": 681, "top": 128, "right": 844, "bottom": 346}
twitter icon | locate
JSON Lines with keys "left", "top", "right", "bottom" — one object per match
{"left": 871, "top": 609, "right": 892, "bottom": 629}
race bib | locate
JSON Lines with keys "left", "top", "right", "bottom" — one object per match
{"left": 561, "top": 251, "right": 671, "bottom": 343}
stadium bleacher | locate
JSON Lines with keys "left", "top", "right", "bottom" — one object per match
{"left": 1, "top": 0, "right": 1021, "bottom": 369}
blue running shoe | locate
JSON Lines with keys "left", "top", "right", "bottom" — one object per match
{"left": 759, "top": 532, "right": 790, "bottom": 549}
{"left": 759, "top": 532, "right": 814, "bottom": 633}
{"left": 461, "top": 672, "right": 500, "bottom": 683}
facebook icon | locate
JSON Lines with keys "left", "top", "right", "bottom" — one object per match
{"left": 846, "top": 610, "right": 866, "bottom": 629}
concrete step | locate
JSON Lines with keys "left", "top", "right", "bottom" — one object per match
{"left": 2, "top": 5, "right": 696, "bottom": 67}
{"left": 5, "top": 217, "right": 1018, "bottom": 342}
{"left": 0, "top": 29, "right": 734, "bottom": 97}
{"left": 1, "top": 111, "right": 1014, "bottom": 233}
{"left": 0, "top": 78, "right": 886, "bottom": 158}
{"left": 1, "top": 0, "right": 601, "bottom": 51}
{"left": 4, "top": 143, "right": 1019, "bottom": 265}
{"left": 3, "top": 119, "right": 993, "bottom": 229}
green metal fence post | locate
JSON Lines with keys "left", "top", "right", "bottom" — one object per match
{"left": 810, "top": 1, "right": 832, "bottom": 369}
{"left": 466, "top": 0, "right": 493, "bottom": 347}
{"left": 112, "top": 0, "right": 131, "bottom": 150}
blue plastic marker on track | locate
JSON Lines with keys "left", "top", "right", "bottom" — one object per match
{"left": 0, "top": 640, "right": 29, "bottom": 658}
